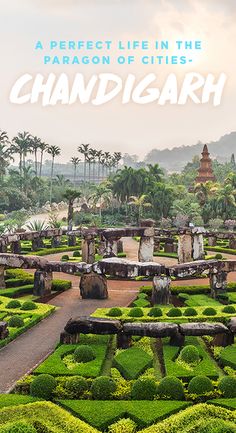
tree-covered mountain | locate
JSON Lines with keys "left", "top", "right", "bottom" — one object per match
{"left": 144, "top": 131, "right": 236, "bottom": 172}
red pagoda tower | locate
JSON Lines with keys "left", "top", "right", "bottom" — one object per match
{"left": 195, "top": 144, "right": 216, "bottom": 183}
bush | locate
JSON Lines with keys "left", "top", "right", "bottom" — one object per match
{"left": 131, "top": 378, "right": 157, "bottom": 400}
{"left": 73, "top": 251, "right": 81, "bottom": 257}
{"left": 30, "top": 374, "right": 57, "bottom": 399}
{"left": 202, "top": 307, "right": 217, "bottom": 316}
{"left": 61, "top": 254, "right": 69, "bottom": 261}
{"left": 218, "top": 376, "right": 236, "bottom": 398}
{"left": 128, "top": 307, "right": 144, "bottom": 317}
{"left": 91, "top": 376, "right": 116, "bottom": 400}
{"left": 8, "top": 316, "right": 24, "bottom": 328}
{"left": 188, "top": 376, "right": 213, "bottom": 395}
{"left": 74, "top": 345, "right": 96, "bottom": 363}
{"left": 148, "top": 307, "right": 163, "bottom": 317}
{"left": 133, "top": 299, "right": 150, "bottom": 308}
{"left": 52, "top": 279, "right": 72, "bottom": 291}
{"left": 107, "top": 307, "right": 123, "bottom": 317}
{"left": 138, "top": 293, "right": 148, "bottom": 299}
{"left": 215, "top": 253, "right": 223, "bottom": 260}
{"left": 222, "top": 305, "right": 236, "bottom": 314}
{"left": 108, "top": 418, "right": 136, "bottom": 433}
{"left": 167, "top": 307, "right": 182, "bottom": 317}
{"left": 65, "top": 376, "right": 87, "bottom": 398}
{"left": 157, "top": 376, "right": 185, "bottom": 400}
{"left": 179, "top": 345, "right": 200, "bottom": 365}
{"left": 183, "top": 307, "right": 198, "bottom": 317}
{"left": 21, "top": 301, "right": 37, "bottom": 311}
{"left": 6, "top": 300, "right": 21, "bottom": 309}
{"left": 3, "top": 422, "right": 37, "bottom": 433}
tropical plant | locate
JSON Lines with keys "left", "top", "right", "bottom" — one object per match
{"left": 47, "top": 145, "right": 61, "bottom": 203}
{"left": 63, "top": 188, "right": 81, "bottom": 230}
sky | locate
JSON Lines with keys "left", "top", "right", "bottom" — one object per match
{"left": 0, "top": 0, "right": 235, "bottom": 161}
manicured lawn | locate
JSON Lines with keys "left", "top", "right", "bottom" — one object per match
{"left": 219, "top": 344, "right": 236, "bottom": 369}
{"left": 178, "top": 293, "right": 221, "bottom": 307}
{"left": 162, "top": 337, "right": 223, "bottom": 380}
{"left": 208, "top": 398, "right": 236, "bottom": 410}
{"left": 0, "top": 394, "right": 40, "bottom": 408}
{"left": 35, "top": 335, "right": 110, "bottom": 377}
{"left": 58, "top": 400, "right": 192, "bottom": 429}
{"left": 113, "top": 346, "right": 153, "bottom": 379}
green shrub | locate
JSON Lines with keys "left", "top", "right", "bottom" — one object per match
{"left": 148, "top": 307, "right": 162, "bottom": 317}
{"left": 74, "top": 345, "right": 96, "bottom": 363}
{"left": 128, "top": 307, "right": 144, "bottom": 317}
{"left": 188, "top": 376, "right": 213, "bottom": 395}
{"left": 6, "top": 300, "right": 21, "bottom": 309}
{"left": 133, "top": 299, "right": 150, "bottom": 308}
{"left": 73, "top": 251, "right": 81, "bottom": 257}
{"left": 91, "top": 376, "right": 116, "bottom": 400}
{"left": 65, "top": 376, "right": 87, "bottom": 398}
{"left": 52, "top": 279, "right": 72, "bottom": 291}
{"left": 167, "top": 307, "right": 182, "bottom": 317}
{"left": 21, "top": 301, "right": 37, "bottom": 311}
{"left": 202, "top": 307, "right": 217, "bottom": 316}
{"left": 222, "top": 305, "right": 236, "bottom": 314}
{"left": 8, "top": 316, "right": 24, "bottom": 328}
{"left": 138, "top": 293, "right": 148, "bottom": 300}
{"left": 3, "top": 421, "right": 37, "bottom": 433}
{"left": 107, "top": 307, "right": 123, "bottom": 317}
{"left": 183, "top": 307, "right": 198, "bottom": 317}
{"left": 218, "top": 376, "right": 236, "bottom": 398}
{"left": 179, "top": 345, "right": 200, "bottom": 365}
{"left": 30, "top": 374, "right": 57, "bottom": 399}
{"left": 215, "top": 253, "right": 223, "bottom": 260}
{"left": 108, "top": 418, "right": 136, "bottom": 433}
{"left": 157, "top": 376, "right": 185, "bottom": 400}
{"left": 131, "top": 378, "right": 157, "bottom": 400}
{"left": 61, "top": 254, "right": 69, "bottom": 261}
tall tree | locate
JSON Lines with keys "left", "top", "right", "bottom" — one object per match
{"left": 63, "top": 188, "right": 81, "bottom": 231}
{"left": 30, "top": 135, "right": 41, "bottom": 176}
{"left": 78, "top": 143, "right": 90, "bottom": 184}
{"left": 71, "top": 156, "right": 81, "bottom": 187}
{"left": 0, "top": 130, "right": 12, "bottom": 180}
{"left": 47, "top": 145, "right": 61, "bottom": 204}
{"left": 11, "top": 131, "right": 32, "bottom": 175}
{"left": 39, "top": 141, "right": 48, "bottom": 177}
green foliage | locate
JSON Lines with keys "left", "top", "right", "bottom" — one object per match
{"left": 202, "top": 307, "right": 217, "bottom": 316}
{"left": 128, "top": 307, "right": 144, "bottom": 317}
{"left": 133, "top": 298, "right": 150, "bottom": 308}
{"left": 52, "top": 279, "right": 72, "bottom": 291}
{"left": 61, "top": 254, "right": 70, "bottom": 261}
{"left": 21, "top": 301, "right": 37, "bottom": 311}
{"left": 157, "top": 377, "right": 185, "bottom": 400}
{"left": 2, "top": 421, "right": 37, "bottom": 433}
{"left": 6, "top": 300, "right": 21, "bottom": 309}
{"left": 107, "top": 307, "right": 123, "bottom": 317}
{"left": 30, "top": 374, "right": 57, "bottom": 399}
{"left": 131, "top": 378, "right": 157, "bottom": 400}
{"left": 74, "top": 345, "right": 96, "bottom": 363}
{"left": 8, "top": 315, "right": 24, "bottom": 328}
{"left": 113, "top": 347, "right": 153, "bottom": 380}
{"left": 65, "top": 376, "right": 88, "bottom": 398}
{"left": 108, "top": 418, "right": 136, "bottom": 433}
{"left": 91, "top": 376, "right": 116, "bottom": 400}
{"left": 222, "top": 305, "right": 236, "bottom": 314}
{"left": 0, "top": 395, "right": 39, "bottom": 409}
{"left": 218, "top": 376, "right": 236, "bottom": 398}
{"left": 208, "top": 398, "right": 236, "bottom": 410}
{"left": 188, "top": 376, "right": 214, "bottom": 395}
{"left": 167, "top": 308, "right": 182, "bottom": 317}
{"left": 148, "top": 307, "right": 162, "bottom": 317}
{"left": 179, "top": 345, "right": 200, "bottom": 365}
{"left": 73, "top": 251, "right": 81, "bottom": 257}
{"left": 183, "top": 307, "right": 198, "bottom": 316}
{"left": 219, "top": 344, "right": 236, "bottom": 369}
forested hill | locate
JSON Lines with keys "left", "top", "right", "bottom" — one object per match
{"left": 144, "top": 131, "right": 236, "bottom": 172}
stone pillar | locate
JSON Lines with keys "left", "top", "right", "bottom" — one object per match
{"left": 208, "top": 235, "right": 217, "bottom": 247}
{"left": 0, "top": 243, "right": 7, "bottom": 253}
{"left": 60, "top": 331, "right": 80, "bottom": 344}
{"left": 98, "top": 238, "right": 106, "bottom": 257}
{"left": 209, "top": 270, "right": 227, "bottom": 299}
{"left": 0, "top": 265, "right": 5, "bottom": 289}
{"left": 104, "top": 237, "right": 120, "bottom": 258}
{"left": 169, "top": 331, "right": 185, "bottom": 347}
{"left": 138, "top": 227, "right": 154, "bottom": 262}
{"left": 117, "top": 333, "right": 132, "bottom": 349}
{"left": 51, "top": 235, "right": 61, "bottom": 248}
{"left": 192, "top": 233, "right": 205, "bottom": 260}
{"left": 11, "top": 241, "right": 21, "bottom": 254}
{"left": 0, "top": 321, "right": 9, "bottom": 340}
{"left": 229, "top": 237, "right": 236, "bottom": 249}
{"left": 32, "top": 238, "right": 44, "bottom": 251}
{"left": 178, "top": 233, "right": 192, "bottom": 263}
{"left": 68, "top": 234, "right": 76, "bottom": 247}
{"left": 164, "top": 239, "right": 175, "bottom": 253}
{"left": 33, "top": 270, "right": 52, "bottom": 297}
{"left": 81, "top": 235, "right": 96, "bottom": 264}
{"left": 117, "top": 239, "right": 123, "bottom": 254}
{"left": 154, "top": 237, "right": 160, "bottom": 252}
{"left": 212, "top": 332, "right": 234, "bottom": 347}
{"left": 79, "top": 272, "right": 108, "bottom": 299}
{"left": 152, "top": 276, "right": 171, "bottom": 305}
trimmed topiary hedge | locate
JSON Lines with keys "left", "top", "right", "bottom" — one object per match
{"left": 218, "top": 377, "right": 236, "bottom": 398}
{"left": 188, "top": 376, "right": 213, "bottom": 395}
{"left": 91, "top": 376, "right": 116, "bottom": 400}
{"left": 179, "top": 345, "right": 200, "bottom": 365}
{"left": 167, "top": 308, "right": 182, "bottom": 317}
{"left": 202, "top": 307, "right": 217, "bottom": 316}
{"left": 65, "top": 376, "right": 88, "bottom": 398}
{"left": 148, "top": 307, "right": 162, "bottom": 317}
{"left": 6, "top": 300, "right": 21, "bottom": 309}
{"left": 128, "top": 307, "right": 144, "bottom": 318}
{"left": 30, "top": 374, "right": 57, "bottom": 399}
{"left": 8, "top": 316, "right": 24, "bottom": 328}
{"left": 157, "top": 377, "right": 185, "bottom": 400}
{"left": 74, "top": 345, "right": 96, "bottom": 363}
{"left": 131, "top": 378, "right": 157, "bottom": 400}
{"left": 21, "top": 301, "right": 37, "bottom": 311}
{"left": 107, "top": 307, "right": 123, "bottom": 317}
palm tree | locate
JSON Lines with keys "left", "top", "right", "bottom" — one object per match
{"left": 104, "top": 152, "right": 111, "bottom": 177}
{"left": 194, "top": 181, "right": 218, "bottom": 206}
{"left": 147, "top": 164, "right": 163, "bottom": 182}
{"left": 63, "top": 188, "right": 81, "bottom": 231}
{"left": 78, "top": 143, "right": 90, "bottom": 184}
{"left": 96, "top": 150, "right": 103, "bottom": 182}
{"left": 71, "top": 156, "right": 81, "bottom": 187}
{"left": 30, "top": 136, "right": 41, "bottom": 176}
{"left": 0, "top": 131, "right": 12, "bottom": 180}
{"left": 113, "top": 152, "right": 122, "bottom": 172}
{"left": 11, "top": 131, "right": 32, "bottom": 175}
{"left": 128, "top": 194, "right": 152, "bottom": 223}
{"left": 89, "top": 183, "right": 113, "bottom": 219}
{"left": 39, "top": 141, "right": 48, "bottom": 177}
{"left": 47, "top": 145, "right": 61, "bottom": 204}
{"left": 89, "top": 148, "right": 98, "bottom": 183}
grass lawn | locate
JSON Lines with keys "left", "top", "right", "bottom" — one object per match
{"left": 207, "top": 398, "right": 236, "bottom": 410}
